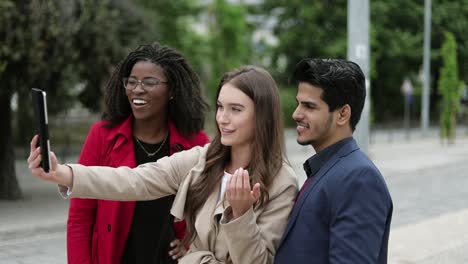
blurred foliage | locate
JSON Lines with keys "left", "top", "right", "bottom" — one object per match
{"left": 207, "top": 0, "right": 252, "bottom": 99}
{"left": 0, "top": 0, "right": 78, "bottom": 198}
{"left": 259, "top": 0, "right": 347, "bottom": 81}
{"left": 2, "top": 0, "right": 468, "bottom": 199}
{"left": 0, "top": 0, "right": 252, "bottom": 198}
{"left": 136, "top": 0, "right": 210, "bottom": 93}
{"left": 438, "top": 32, "right": 463, "bottom": 143}
{"left": 279, "top": 86, "right": 298, "bottom": 127}
{"left": 1, "top": 0, "right": 77, "bottom": 145}
{"left": 73, "top": 0, "right": 134, "bottom": 112}
{"left": 260, "top": 0, "right": 468, "bottom": 123}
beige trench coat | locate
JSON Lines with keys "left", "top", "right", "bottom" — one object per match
{"left": 65, "top": 144, "right": 298, "bottom": 264}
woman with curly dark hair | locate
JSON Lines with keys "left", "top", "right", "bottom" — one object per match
{"left": 66, "top": 43, "right": 209, "bottom": 264}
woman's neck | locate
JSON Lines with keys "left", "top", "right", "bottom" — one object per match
{"left": 133, "top": 116, "right": 168, "bottom": 143}
{"left": 226, "top": 144, "right": 252, "bottom": 173}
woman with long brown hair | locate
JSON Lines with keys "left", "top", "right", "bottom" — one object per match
{"left": 28, "top": 66, "right": 298, "bottom": 264}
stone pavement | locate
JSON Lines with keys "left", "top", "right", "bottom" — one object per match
{"left": 0, "top": 156, "right": 68, "bottom": 263}
{"left": 1, "top": 128, "right": 467, "bottom": 263}
{"left": 369, "top": 133, "right": 468, "bottom": 264}
{"left": 370, "top": 134, "right": 468, "bottom": 263}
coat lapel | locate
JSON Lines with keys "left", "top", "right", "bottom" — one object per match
{"left": 108, "top": 136, "right": 136, "bottom": 167}
{"left": 278, "top": 139, "right": 360, "bottom": 247}
{"left": 279, "top": 156, "right": 340, "bottom": 245}
{"left": 194, "top": 183, "right": 222, "bottom": 250}
{"left": 107, "top": 116, "right": 136, "bottom": 168}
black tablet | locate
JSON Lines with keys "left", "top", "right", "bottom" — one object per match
{"left": 31, "top": 88, "right": 51, "bottom": 172}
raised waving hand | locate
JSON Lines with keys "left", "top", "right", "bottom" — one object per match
{"left": 226, "top": 168, "right": 261, "bottom": 219}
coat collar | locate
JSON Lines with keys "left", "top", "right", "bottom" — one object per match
{"left": 105, "top": 116, "right": 135, "bottom": 167}
{"left": 105, "top": 116, "right": 193, "bottom": 166}
{"left": 168, "top": 121, "right": 193, "bottom": 154}
{"left": 278, "top": 138, "right": 360, "bottom": 247}
{"left": 303, "top": 137, "right": 353, "bottom": 178}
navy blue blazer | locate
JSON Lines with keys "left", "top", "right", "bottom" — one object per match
{"left": 275, "top": 138, "right": 393, "bottom": 264}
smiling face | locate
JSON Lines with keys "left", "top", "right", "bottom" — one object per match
{"left": 292, "top": 82, "right": 339, "bottom": 152}
{"left": 216, "top": 83, "right": 256, "bottom": 149}
{"left": 125, "top": 60, "right": 170, "bottom": 122}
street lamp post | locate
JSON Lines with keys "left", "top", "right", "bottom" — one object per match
{"left": 347, "top": 0, "right": 370, "bottom": 153}
{"left": 421, "top": 0, "right": 432, "bottom": 134}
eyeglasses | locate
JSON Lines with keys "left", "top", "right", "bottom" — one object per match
{"left": 123, "top": 77, "right": 168, "bottom": 91}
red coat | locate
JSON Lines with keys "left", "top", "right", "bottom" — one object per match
{"left": 67, "top": 116, "right": 209, "bottom": 264}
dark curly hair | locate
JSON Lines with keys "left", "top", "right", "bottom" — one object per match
{"left": 102, "top": 43, "right": 209, "bottom": 137}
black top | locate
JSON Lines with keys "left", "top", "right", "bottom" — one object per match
{"left": 303, "top": 137, "right": 353, "bottom": 178}
{"left": 121, "top": 135, "right": 177, "bottom": 264}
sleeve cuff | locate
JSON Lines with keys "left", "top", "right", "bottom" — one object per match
{"left": 57, "top": 164, "right": 74, "bottom": 199}
{"left": 57, "top": 184, "right": 71, "bottom": 199}
{"left": 220, "top": 206, "right": 255, "bottom": 227}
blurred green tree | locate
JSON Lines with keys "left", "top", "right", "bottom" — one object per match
{"left": 207, "top": 0, "right": 252, "bottom": 98}
{"left": 0, "top": 0, "right": 221, "bottom": 199}
{"left": 371, "top": 1, "right": 424, "bottom": 121}
{"left": 259, "top": 0, "right": 347, "bottom": 81}
{"left": 259, "top": 0, "right": 468, "bottom": 124}
{"left": 0, "top": 0, "right": 76, "bottom": 199}
{"left": 136, "top": 0, "right": 211, "bottom": 96}
{"left": 0, "top": 0, "right": 146, "bottom": 199}
{"left": 438, "top": 32, "right": 463, "bottom": 143}
{"left": 72, "top": 0, "right": 134, "bottom": 112}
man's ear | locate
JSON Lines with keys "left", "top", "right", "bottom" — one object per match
{"left": 336, "top": 104, "right": 351, "bottom": 126}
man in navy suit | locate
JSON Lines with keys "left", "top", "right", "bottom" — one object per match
{"left": 275, "top": 59, "right": 393, "bottom": 264}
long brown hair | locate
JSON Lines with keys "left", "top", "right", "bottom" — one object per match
{"left": 184, "top": 66, "right": 286, "bottom": 243}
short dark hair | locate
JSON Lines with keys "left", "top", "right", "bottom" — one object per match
{"left": 102, "top": 43, "right": 209, "bottom": 137}
{"left": 290, "top": 58, "right": 366, "bottom": 131}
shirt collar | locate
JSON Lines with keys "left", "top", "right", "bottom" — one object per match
{"left": 303, "top": 137, "right": 353, "bottom": 177}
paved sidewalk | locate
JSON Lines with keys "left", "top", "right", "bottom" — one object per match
{"left": 1, "top": 128, "right": 467, "bottom": 263}
{"left": 0, "top": 160, "right": 68, "bottom": 238}
{"left": 370, "top": 135, "right": 468, "bottom": 264}
{"left": 390, "top": 208, "right": 468, "bottom": 263}
{"left": 0, "top": 157, "right": 69, "bottom": 263}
